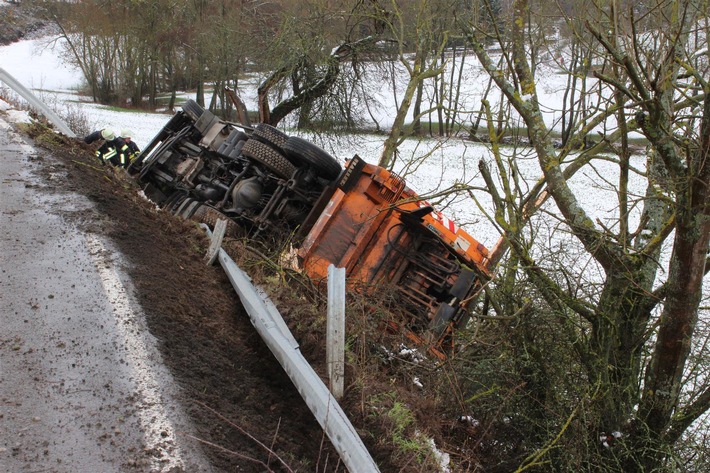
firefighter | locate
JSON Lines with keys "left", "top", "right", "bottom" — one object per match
{"left": 119, "top": 129, "right": 140, "bottom": 162}
{"left": 83, "top": 128, "right": 131, "bottom": 168}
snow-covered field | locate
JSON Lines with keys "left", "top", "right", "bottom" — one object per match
{"left": 0, "top": 34, "right": 646, "bottom": 253}
{"left": 0, "top": 37, "right": 171, "bottom": 148}
{"left": 6, "top": 36, "right": 634, "bottom": 247}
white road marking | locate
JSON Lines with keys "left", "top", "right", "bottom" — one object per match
{"left": 85, "top": 234, "right": 186, "bottom": 471}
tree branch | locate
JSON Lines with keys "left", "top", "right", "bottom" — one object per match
{"left": 665, "top": 385, "right": 710, "bottom": 444}
{"left": 586, "top": 22, "right": 651, "bottom": 104}
{"left": 467, "top": 7, "right": 621, "bottom": 273}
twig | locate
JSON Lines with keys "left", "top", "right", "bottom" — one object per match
{"left": 71, "top": 159, "right": 103, "bottom": 172}
{"left": 181, "top": 433, "right": 274, "bottom": 471}
{"left": 514, "top": 399, "right": 582, "bottom": 472}
{"left": 192, "top": 400, "right": 295, "bottom": 472}
{"left": 268, "top": 417, "right": 282, "bottom": 471}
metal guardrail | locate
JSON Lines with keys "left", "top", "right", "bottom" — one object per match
{"left": 201, "top": 224, "right": 380, "bottom": 473}
{"left": 0, "top": 67, "right": 76, "bottom": 138}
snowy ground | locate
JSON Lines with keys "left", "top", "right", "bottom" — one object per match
{"left": 0, "top": 33, "right": 652, "bottom": 253}
{"left": 1, "top": 35, "right": 639, "bottom": 249}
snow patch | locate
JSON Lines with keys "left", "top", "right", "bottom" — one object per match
{"left": 425, "top": 435, "right": 451, "bottom": 473}
{"left": 6, "top": 109, "right": 32, "bottom": 124}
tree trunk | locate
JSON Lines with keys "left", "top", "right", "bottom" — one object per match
{"left": 635, "top": 93, "right": 710, "bottom": 471}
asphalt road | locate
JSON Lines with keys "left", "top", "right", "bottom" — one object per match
{"left": 0, "top": 115, "right": 213, "bottom": 471}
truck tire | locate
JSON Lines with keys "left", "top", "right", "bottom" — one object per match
{"left": 228, "top": 129, "right": 249, "bottom": 145}
{"left": 163, "top": 191, "right": 188, "bottom": 213}
{"left": 282, "top": 136, "right": 342, "bottom": 180}
{"left": 192, "top": 204, "right": 240, "bottom": 238}
{"left": 252, "top": 123, "right": 289, "bottom": 153}
{"left": 241, "top": 139, "right": 296, "bottom": 179}
{"left": 182, "top": 99, "right": 205, "bottom": 122}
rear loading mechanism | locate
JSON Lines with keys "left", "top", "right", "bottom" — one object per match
{"left": 129, "top": 100, "right": 490, "bottom": 356}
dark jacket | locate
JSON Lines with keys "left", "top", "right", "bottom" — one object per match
{"left": 125, "top": 140, "right": 140, "bottom": 162}
{"left": 84, "top": 130, "right": 131, "bottom": 168}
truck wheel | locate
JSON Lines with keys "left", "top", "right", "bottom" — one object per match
{"left": 252, "top": 123, "right": 289, "bottom": 153}
{"left": 163, "top": 191, "right": 188, "bottom": 213}
{"left": 241, "top": 139, "right": 296, "bottom": 179}
{"left": 282, "top": 136, "right": 342, "bottom": 180}
{"left": 182, "top": 99, "right": 205, "bottom": 122}
{"left": 192, "top": 204, "right": 240, "bottom": 238}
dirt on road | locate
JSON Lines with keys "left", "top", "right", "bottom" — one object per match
{"left": 11, "top": 109, "right": 479, "bottom": 473}
{"left": 22, "top": 123, "right": 370, "bottom": 472}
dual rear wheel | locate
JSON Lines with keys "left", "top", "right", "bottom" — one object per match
{"left": 180, "top": 102, "right": 342, "bottom": 181}
{"left": 244, "top": 123, "right": 343, "bottom": 181}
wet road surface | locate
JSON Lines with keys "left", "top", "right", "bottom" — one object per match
{"left": 0, "top": 116, "right": 214, "bottom": 471}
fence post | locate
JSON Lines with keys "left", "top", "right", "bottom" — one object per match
{"left": 202, "top": 225, "right": 380, "bottom": 471}
{"left": 327, "top": 264, "right": 345, "bottom": 400}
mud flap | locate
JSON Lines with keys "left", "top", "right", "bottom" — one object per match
{"left": 450, "top": 268, "right": 476, "bottom": 300}
{"left": 429, "top": 302, "right": 457, "bottom": 337}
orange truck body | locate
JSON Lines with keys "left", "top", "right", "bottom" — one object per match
{"left": 132, "top": 99, "right": 491, "bottom": 356}
{"left": 296, "top": 156, "right": 490, "bottom": 354}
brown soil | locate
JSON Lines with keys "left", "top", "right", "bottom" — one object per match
{"left": 21, "top": 116, "right": 481, "bottom": 473}
{"left": 25, "top": 126, "right": 360, "bottom": 472}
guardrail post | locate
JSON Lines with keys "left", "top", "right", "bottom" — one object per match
{"left": 201, "top": 225, "right": 380, "bottom": 472}
{"left": 204, "top": 218, "right": 227, "bottom": 265}
{"left": 327, "top": 264, "right": 345, "bottom": 400}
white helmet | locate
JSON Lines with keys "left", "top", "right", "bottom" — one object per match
{"left": 101, "top": 128, "right": 116, "bottom": 141}
{"left": 120, "top": 129, "right": 133, "bottom": 139}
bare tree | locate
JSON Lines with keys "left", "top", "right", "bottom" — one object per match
{"left": 40, "top": 0, "right": 198, "bottom": 107}
{"left": 252, "top": 0, "right": 383, "bottom": 128}
{"left": 369, "top": 0, "right": 451, "bottom": 168}
{"left": 461, "top": 0, "right": 710, "bottom": 470}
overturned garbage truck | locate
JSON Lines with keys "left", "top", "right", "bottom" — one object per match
{"left": 129, "top": 100, "right": 490, "bottom": 356}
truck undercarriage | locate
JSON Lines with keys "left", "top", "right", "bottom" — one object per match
{"left": 129, "top": 100, "right": 490, "bottom": 356}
